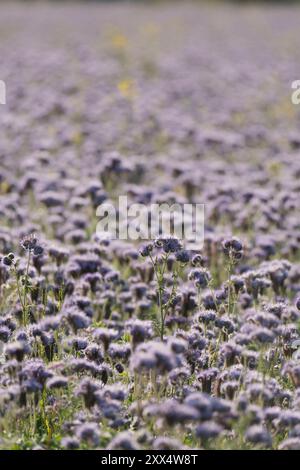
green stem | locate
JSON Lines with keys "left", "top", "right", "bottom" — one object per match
{"left": 13, "top": 265, "right": 26, "bottom": 324}
{"left": 23, "top": 250, "right": 31, "bottom": 309}
{"left": 227, "top": 258, "right": 234, "bottom": 315}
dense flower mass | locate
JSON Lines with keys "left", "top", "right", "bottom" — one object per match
{"left": 0, "top": 2, "right": 300, "bottom": 450}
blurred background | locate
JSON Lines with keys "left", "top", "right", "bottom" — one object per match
{"left": 5, "top": 0, "right": 300, "bottom": 3}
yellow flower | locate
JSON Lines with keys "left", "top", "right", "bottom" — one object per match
{"left": 111, "top": 33, "right": 128, "bottom": 50}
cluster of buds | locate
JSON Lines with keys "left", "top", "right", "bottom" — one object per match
{"left": 1, "top": 234, "right": 44, "bottom": 269}
{"left": 222, "top": 237, "right": 243, "bottom": 262}
{"left": 20, "top": 234, "right": 44, "bottom": 256}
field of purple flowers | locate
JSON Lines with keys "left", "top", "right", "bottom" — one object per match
{"left": 1, "top": 2, "right": 300, "bottom": 450}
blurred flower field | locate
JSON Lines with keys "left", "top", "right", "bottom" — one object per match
{"left": 1, "top": 1, "right": 300, "bottom": 450}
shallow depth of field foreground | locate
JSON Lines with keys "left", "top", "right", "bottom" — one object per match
{"left": 1, "top": 1, "right": 300, "bottom": 451}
